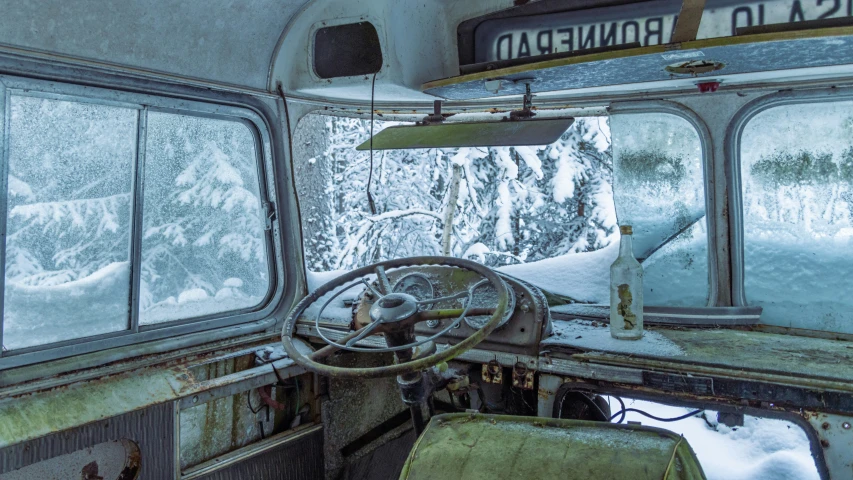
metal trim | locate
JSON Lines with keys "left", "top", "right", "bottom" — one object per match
{"left": 725, "top": 86, "right": 853, "bottom": 307}
{"left": 608, "top": 100, "right": 718, "bottom": 307}
{"left": 0, "top": 70, "right": 288, "bottom": 371}
{"left": 129, "top": 107, "right": 147, "bottom": 334}
{"left": 0, "top": 81, "right": 8, "bottom": 355}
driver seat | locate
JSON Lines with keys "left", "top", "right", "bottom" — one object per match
{"left": 399, "top": 413, "right": 706, "bottom": 480}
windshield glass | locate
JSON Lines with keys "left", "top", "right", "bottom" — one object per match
{"left": 294, "top": 112, "right": 707, "bottom": 306}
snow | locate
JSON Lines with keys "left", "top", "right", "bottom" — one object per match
{"left": 178, "top": 288, "right": 209, "bottom": 303}
{"left": 499, "top": 242, "right": 617, "bottom": 303}
{"left": 3, "top": 262, "right": 131, "bottom": 350}
{"left": 462, "top": 243, "right": 490, "bottom": 263}
{"left": 542, "top": 319, "right": 685, "bottom": 357}
{"left": 609, "top": 399, "right": 819, "bottom": 480}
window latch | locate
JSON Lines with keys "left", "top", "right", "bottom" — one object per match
{"left": 263, "top": 201, "right": 276, "bottom": 231}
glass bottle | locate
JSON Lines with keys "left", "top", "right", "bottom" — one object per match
{"left": 610, "top": 225, "right": 643, "bottom": 340}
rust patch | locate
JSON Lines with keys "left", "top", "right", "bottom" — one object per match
{"left": 81, "top": 461, "right": 103, "bottom": 480}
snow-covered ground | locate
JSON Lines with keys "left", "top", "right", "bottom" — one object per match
{"left": 609, "top": 399, "right": 819, "bottom": 480}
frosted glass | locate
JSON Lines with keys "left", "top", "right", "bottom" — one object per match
{"left": 740, "top": 100, "right": 853, "bottom": 333}
{"left": 3, "top": 96, "right": 136, "bottom": 350}
{"left": 611, "top": 112, "right": 708, "bottom": 306}
{"left": 140, "top": 113, "right": 269, "bottom": 325}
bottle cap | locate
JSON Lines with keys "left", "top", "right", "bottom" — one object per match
{"left": 620, "top": 225, "right": 633, "bottom": 235}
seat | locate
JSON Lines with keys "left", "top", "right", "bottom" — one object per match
{"left": 399, "top": 413, "right": 706, "bottom": 480}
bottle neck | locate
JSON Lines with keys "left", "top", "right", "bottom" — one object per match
{"left": 619, "top": 234, "right": 634, "bottom": 257}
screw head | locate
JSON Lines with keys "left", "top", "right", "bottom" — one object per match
{"left": 192, "top": 395, "right": 199, "bottom": 404}
{"left": 820, "top": 439, "right": 830, "bottom": 448}
{"left": 822, "top": 422, "right": 831, "bottom": 430}
{"left": 842, "top": 422, "right": 851, "bottom": 430}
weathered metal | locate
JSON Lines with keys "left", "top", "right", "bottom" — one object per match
{"left": 281, "top": 256, "right": 510, "bottom": 379}
{"left": 511, "top": 361, "right": 535, "bottom": 390}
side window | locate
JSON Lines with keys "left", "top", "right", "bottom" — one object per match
{"left": 739, "top": 99, "right": 853, "bottom": 333}
{"left": 1, "top": 91, "right": 273, "bottom": 355}
{"left": 610, "top": 112, "right": 709, "bottom": 306}
{"left": 4, "top": 96, "right": 137, "bottom": 350}
{"left": 140, "top": 113, "right": 269, "bottom": 325}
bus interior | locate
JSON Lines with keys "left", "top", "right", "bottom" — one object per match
{"left": 1, "top": 0, "right": 853, "bottom": 479}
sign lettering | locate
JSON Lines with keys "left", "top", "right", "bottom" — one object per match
{"left": 475, "top": 0, "right": 853, "bottom": 62}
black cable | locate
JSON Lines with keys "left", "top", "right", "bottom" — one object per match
{"left": 613, "top": 396, "right": 627, "bottom": 424}
{"left": 610, "top": 408, "right": 703, "bottom": 423}
{"left": 366, "top": 72, "right": 378, "bottom": 215}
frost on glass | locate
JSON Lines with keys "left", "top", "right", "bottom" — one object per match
{"left": 740, "top": 100, "right": 853, "bottom": 333}
{"left": 140, "top": 113, "right": 268, "bottom": 325}
{"left": 293, "top": 114, "right": 616, "bottom": 276}
{"left": 611, "top": 112, "right": 708, "bottom": 306}
{"left": 3, "top": 96, "right": 136, "bottom": 350}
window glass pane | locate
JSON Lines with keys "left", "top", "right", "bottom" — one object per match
{"left": 140, "top": 112, "right": 269, "bottom": 325}
{"left": 293, "top": 114, "right": 618, "bottom": 303}
{"left": 740, "top": 100, "right": 853, "bottom": 333}
{"left": 3, "top": 96, "right": 136, "bottom": 350}
{"left": 611, "top": 112, "right": 708, "bottom": 306}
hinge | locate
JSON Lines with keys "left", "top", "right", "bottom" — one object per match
{"left": 263, "top": 201, "right": 276, "bottom": 231}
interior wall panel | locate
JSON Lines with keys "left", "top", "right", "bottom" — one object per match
{"left": 0, "top": 402, "right": 175, "bottom": 479}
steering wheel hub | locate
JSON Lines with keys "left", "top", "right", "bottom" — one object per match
{"left": 371, "top": 293, "right": 419, "bottom": 323}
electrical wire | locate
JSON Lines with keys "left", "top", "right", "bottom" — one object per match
{"left": 366, "top": 72, "right": 378, "bottom": 215}
{"left": 612, "top": 395, "right": 627, "bottom": 424}
{"left": 609, "top": 407, "right": 703, "bottom": 423}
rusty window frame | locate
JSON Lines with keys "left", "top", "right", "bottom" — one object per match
{"left": 0, "top": 75, "right": 282, "bottom": 370}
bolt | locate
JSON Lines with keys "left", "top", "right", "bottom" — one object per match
{"left": 820, "top": 439, "right": 830, "bottom": 448}
{"left": 192, "top": 395, "right": 199, "bottom": 404}
{"left": 822, "top": 422, "right": 831, "bottom": 430}
{"left": 843, "top": 422, "right": 851, "bottom": 430}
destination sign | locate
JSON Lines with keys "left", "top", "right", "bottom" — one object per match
{"left": 474, "top": 0, "right": 853, "bottom": 62}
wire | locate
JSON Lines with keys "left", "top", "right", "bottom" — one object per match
{"left": 612, "top": 396, "right": 627, "bottom": 424}
{"left": 610, "top": 407, "right": 703, "bottom": 423}
{"left": 366, "top": 72, "right": 378, "bottom": 215}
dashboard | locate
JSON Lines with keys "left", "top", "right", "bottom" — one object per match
{"left": 346, "top": 265, "right": 552, "bottom": 357}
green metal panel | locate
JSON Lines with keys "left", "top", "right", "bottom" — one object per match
{"left": 400, "top": 413, "right": 706, "bottom": 480}
{"left": 355, "top": 118, "right": 573, "bottom": 150}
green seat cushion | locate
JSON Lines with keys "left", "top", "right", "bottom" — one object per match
{"left": 400, "top": 413, "right": 706, "bottom": 480}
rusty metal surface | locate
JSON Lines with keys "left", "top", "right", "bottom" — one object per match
{"left": 0, "top": 402, "right": 174, "bottom": 477}
{"left": 0, "top": 342, "right": 304, "bottom": 450}
{"left": 803, "top": 411, "right": 853, "bottom": 479}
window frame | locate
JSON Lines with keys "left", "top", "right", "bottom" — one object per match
{"left": 0, "top": 75, "right": 282, "bottom": 369}
{"left": 608, "top": 100, "right": 719, "bottom": 307}
{"left": 726, "top": 86, "right": 853, "bottom": 311}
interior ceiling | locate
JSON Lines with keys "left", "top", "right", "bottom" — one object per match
{"left": 0, "top": 0, "right": 310, "bottom": 91}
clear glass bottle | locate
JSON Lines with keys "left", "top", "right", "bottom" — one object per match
{"left": 610, "top": 225, "right": 643, "bottom": 340}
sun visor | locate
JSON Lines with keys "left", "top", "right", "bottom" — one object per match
{"left": 355, "top": 118, "right": 573, "bottom": 150}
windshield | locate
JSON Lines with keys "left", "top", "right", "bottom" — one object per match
{"left": 294, "top": 112, "right": 707, "bottom": 306}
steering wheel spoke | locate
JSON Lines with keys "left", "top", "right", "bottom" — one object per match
{"left": 414, "top": 307, "right": 495, "bottom": 322}
{"left": 374, "top": 265, "right": 392, "bottom": 295}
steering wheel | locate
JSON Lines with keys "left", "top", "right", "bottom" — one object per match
{"left": 281, "top": 256, "right": 510, "bottom": 379}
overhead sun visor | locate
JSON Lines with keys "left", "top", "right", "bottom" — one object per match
{"left": 355, "top": 118, "right": 573, "bottom": 150}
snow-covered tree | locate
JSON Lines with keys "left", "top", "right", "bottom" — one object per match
{"left": 295, "top": 114, "right": 616, "bottom": 271}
